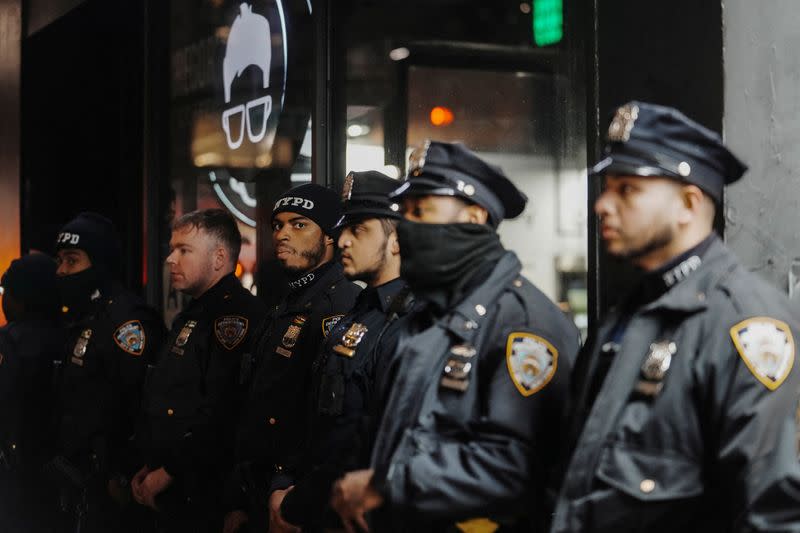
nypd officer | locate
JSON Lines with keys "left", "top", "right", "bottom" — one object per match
{"left": 551, "top": 102, "right": 800, "bottom": 532}
{"left": 0, "top": 254, "right": 65, "bottom": 532}
{"left": 223, "top": 184, "right": 360, "bottom": 533}
{"left": 332, "top": 141, "right": 580, "bottom": 532}
{"left": 133, "top": 209, "right": 266, "bottom": 532}
{"left": 271, "top": 171, "right": 414, "bottom": 532}
{"left": 51, "top": 212, "right": 166, "bottom": 532}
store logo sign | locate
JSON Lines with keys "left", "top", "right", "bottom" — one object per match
{"left": 221, "top": 3, "right": 281, "bottom": 150}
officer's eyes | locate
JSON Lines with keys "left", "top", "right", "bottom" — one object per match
{"left": 272, "top": 223, "right": 282, "bottom": 232}
{"left": 293, "top": 222, "right": 306, "bottom": 229}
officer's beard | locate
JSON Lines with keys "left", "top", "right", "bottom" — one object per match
{"left": 347, "top": 235, "right": 389, "bottom": 285}
{"left": 615, "top": 225, "right": 675, "bottom": 264}
{"left": 282, "top": 235, "right": 328, "bottom": 278}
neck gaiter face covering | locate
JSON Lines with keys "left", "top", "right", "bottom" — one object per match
{"left": 396, "top": 220, "right": 505, "bottom": 310}
{"left": 57, "top": 266, "right": 102, "bottom": 319}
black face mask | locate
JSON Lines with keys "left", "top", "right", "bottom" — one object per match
{"left": 396, "top": 221, "right": 505, "bottom": 300}
{"left": 57, "top": 267, "right": 102, "bottom": 318}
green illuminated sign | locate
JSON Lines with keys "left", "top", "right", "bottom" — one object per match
{"left": 533, "top": 0, "right": 563, "bottom": 47}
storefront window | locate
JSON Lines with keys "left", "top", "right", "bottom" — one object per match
{"left": 165, "top": 0, "right": 313, "bottom": 324}
{"left": 339, "top": 1, "right": 589, "bottom": 334}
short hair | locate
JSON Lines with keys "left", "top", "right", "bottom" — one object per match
{"left": 173, "top": 209, "right": 242, "bottom": 266}
{"left": 378, "top": 217, "right": 399, "bottom": 237}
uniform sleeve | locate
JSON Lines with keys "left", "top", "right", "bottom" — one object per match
{"left": 709, "top": 315, "right": 800, "bottom": 531}
{"left": 379, "top": 322, "right": 575, "bottom": 521}
{"left": 110, "top": 313, "right": 165, "bottom": 473}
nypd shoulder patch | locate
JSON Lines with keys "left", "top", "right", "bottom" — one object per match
{"left": 215, "top": 316, "right": 249, "bottom": 351}
{"left": 113, "top": 320, "right": 146, "bottom": 356}
{"left": 505, "top": 332, "right": 558, "bottom": 397}
{"left": 322, "top": 315, "right": 344, "bottom": 338}
{"left": 730, "top": 316, "right": 795, "bottom": 390}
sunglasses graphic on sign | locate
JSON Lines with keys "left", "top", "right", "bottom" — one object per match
{"left": 221, "top": 3, "right": 273, "bottom": 150}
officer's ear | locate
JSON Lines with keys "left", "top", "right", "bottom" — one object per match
{"left": 462, "top": 204, "right": 489, "bottom": 225}
{"left": 678, "top": 184, "right": 707, "bottom": 225}
{"left": 211, "top": 242, "right": 227, "bottom": 271}
{"left": 324, "top": 235, "right": 334, "bottom": 248}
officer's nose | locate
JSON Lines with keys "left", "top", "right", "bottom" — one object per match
{"left": 165, "top": 250, "right": 177, "bottom": 265}
{"left": 55, "top": 263, "right": 68, "bottom": 277}
{"left": 338, "top": 232, "right": 352, "bottom": 250}
{"left": 594, "top": 190, "right": 614, "bottom": 218}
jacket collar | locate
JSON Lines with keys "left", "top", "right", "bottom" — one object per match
{"left": 284, "top": 261, "right": 348, "bottom": 313}
{"left": 642, "top": 235, "right": 738, "bottom": 314}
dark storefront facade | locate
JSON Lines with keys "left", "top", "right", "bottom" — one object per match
{"left": 3, "top": 0, "right": 776, "bottom": 329}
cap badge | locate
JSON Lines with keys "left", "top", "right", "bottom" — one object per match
{"left": 408, "top": 139, "right": 431, "bottom": 176}
{"left": 342, "top": 172, "right": 355, "bottom": 201}
{"left": 608, "top": 104, "right": 639, "bottom": 142}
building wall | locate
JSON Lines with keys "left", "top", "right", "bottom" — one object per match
{"left": 723, "top": 0, "right": 800, "bottom": 295}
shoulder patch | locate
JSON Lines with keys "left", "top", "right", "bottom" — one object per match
{"left": 215, "top": 316, "right": 249, "bottom": 351}
{"left": 730, "top": 317, "right": 795, "bottom": 390}
{"left": 322, "top": 315, "right": 344, "bottom": 338}
{"left": 506, "top": 332, "right": 558, "bottom": 397}
{"left": 114, "top": 321, "right": 145, "bottom": 356}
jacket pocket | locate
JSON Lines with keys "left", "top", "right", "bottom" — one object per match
{"left": 570, "top": 443, "right": 703, "bottom": 532}
{"left": 596, "top": 443, "right": 703, "bottom": 502}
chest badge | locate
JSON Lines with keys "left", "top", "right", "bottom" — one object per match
{"left": 635, "top": 340, "right": 677, "bottom": 397}
{"left": 333, "top": 323, "right": 369, "bottom": 358}
{"left": 440, "top": 343, "right": 478, "bottom": 392}
{"left": 277, "top": 315, "right": 306, "bottom": 358}
{"left": 215, "top": 315, "right": 249, "bottom": 351}
{"left": 72, "top": 328, "right": 93, "bottom": 366}
{"left": 176, "top": 320, "right": 197, "bottom": 347}
{"left": 505, "top": 332, "right": 558, "bottom": 397}
{"left": 114, "top": 320, "right": 146, "bottom": 356}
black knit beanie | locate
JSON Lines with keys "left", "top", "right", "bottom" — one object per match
{"left": 54, "top": 212, "right": 121, "bottom": 273}
{"left": 1, "top": 253, "right": 59, "bottom": 314}
{"left": 272, "top": 184, "right": 343, "bottom": 239}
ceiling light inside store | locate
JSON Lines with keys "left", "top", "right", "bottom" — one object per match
{"left": 389, "top": 47, "right": 410, "bottom": 61}
{"left": 430, "top": 106, "right": 454, "bottom": 127}
{"left": 347, "top": 124, "right": 371, "bottom": 137}
{"left": 519, "top": 3, "right": 531, "bottom": 14}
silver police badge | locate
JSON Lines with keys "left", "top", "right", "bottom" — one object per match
{"left": 641, "top": 341, "right": 677, "bottom": 381}
{"left": 333, "top": 323, "right": 368, "bottom": 358}
{"left": 505, "top": 332, "right": 558, "bottom": 397}
{"left": 731, "top": 317, "right": 795, "bottom": 390}
{"left": 607, "top": 103, "right": 639, "bottom": 142}
{"left": 73, "top": 328, "right": 93, "bottom": 357}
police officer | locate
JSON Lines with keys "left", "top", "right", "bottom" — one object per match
{"left": 0, "top": 254, "right": 65, "bottom": 532}
{"left": 223, "top": 184, "right": 360, "bottom": 533}
{"left": 550, "top": 101, "right": 800, "bottom": 532}
{"left": 52, "top": 212, "right": 166, "bottom": 532}
{"left": 271, "top": 171, "right": 414, "bottom": 532}
{"left": 332, "top": 141, "right": 580, "bottom": 532}
{"left": 132, "top": 209, "right": 266, "bottom": 532}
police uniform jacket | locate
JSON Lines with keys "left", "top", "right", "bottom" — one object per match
{"left": 234, "top": 261, "right": 360, "bottom": 479}
{"left": 58, "top": 283, "right": 164, "bottom": 475}
{"left": 369, "top": 251, "right": 579, "bottom": 531}
{"left": 0, "top": 320, "right": 65, "bottom": 469}
{"left": 279, "top": 277, "right": 413, "bottom": 528}
{"left": 551, "top": 236, "right": 800, "bottom": 533}
{"left": 140, "top": 273, "right": 266, "bottom": 479}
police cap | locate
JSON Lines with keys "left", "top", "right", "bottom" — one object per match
{"left": 390, "top": 140, "right": 527, "bottom": 227}
{"left": 335, "top": 170, "right": 402, "bottom": 228}
{"left": 591, "top": 101, "right": 747, "bottom": 204}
